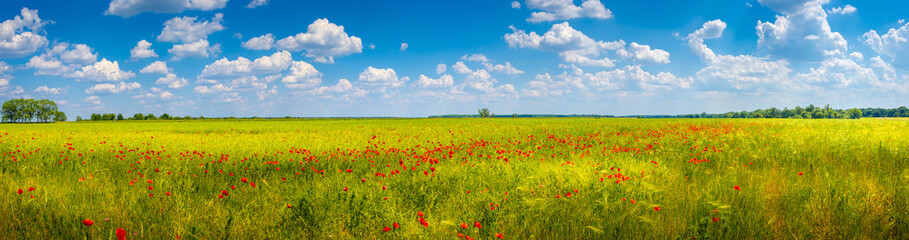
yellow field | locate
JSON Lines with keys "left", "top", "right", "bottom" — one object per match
{"left": 2, "top": 118, "right": 907, "bottom": 239}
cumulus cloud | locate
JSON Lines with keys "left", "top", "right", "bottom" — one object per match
{"left": 242, "top": 33, "right": 275, "bottom": 50}
{"left": 275, "top": 18, "right": 363, "bottom": 63}
{"left": 26, "top": 54, "right": 69, "bottom": 76}
{"left": 862, "top": 22, "right": 909, "bottom": 68}
{"left": 34, "top": 85, "right": 64, "bottom": 95}
{"left": 358, "top": 67, "right": 405, "bottom": 88}
{"left": 797, "top": 57, "right": 874, "bottom": 88}
{"left": 200, "top": 51, "right": 292, "bottom": 77}
{"left": 105, "top": 0, "right": 228, "bottom": 17}
{"left": 156, "top": 73, "right": 189, "bottom": 89}
{"left": 281, "top": 60, "right": 322, "bottom": 89}
{"left": 436, "top": 63, "right": 447, "bottom": 74}
{"left": 83, "top": 95, "right": 102, "bottom": 105}
{"left": 400, "top": 43, "right": 408, "bottom": 51}
{"left": 247, "top": 0, "right": 268, "bottom": 8}
{"left": 158, "top": 13, "right": 224, "bottom": 43}
{"left": 512, "top": 1, "right": 521, "bottom": 9}
{"left": 461, "top": 54, "right": 490, "bottom": 62}
{"left": 130, "top": 40, "right": 158, "bottom": 60}
{"left": 415, "top": 74, "right": 454, "bottom": 88}
{"left": 452, "top": 61, "right": 472, "bottom": 74}
{"left": 140, "top": 61, "right": 170, "bottom": 74}
{"left": 133, "top": 87, "right": 176, "bottom": 101}
{"left": 168, "top": 40, "right": 220, "bottom": 59}
{"left": 556, "top": 64, "right": 691, "bottom": 92}
{"left": 0, "top": 61, "right": 9, "bottom": 86}
{"left": 687, "top": 19, "right": 794, "bottom": 91}
{"left": 506, "top": 22, "right": 655, "bottom": 68}
{"left": 482, "top": 61, "right": 524, "bottom": 75}
{"left": 85, "top": 81, "right": 141, "bottom": 94}
{"left": 304, "top": 79, "right": 367, "bottom": 100}
{"left": 68, "top": 58, "right": 136, "bottom": 82}
{"left": 827, "top": 5, "right": 856, "bottom": 14}
{"left": 523, "top": 73, "right": 572, "bottom": 97}
{"left": 755, "top": 0, "right": 848, "bottom": 61}
{"left": 616, "top": 42, "right": 670, "bottom": 65}
{"left": 60, "top": 44, "right": 98, "bottom": 65}
{"left": 524, "top": 0, "right": 613, "bottom": 23}
{"left": 0, "top": 8, "right": 48, "bottom": 58}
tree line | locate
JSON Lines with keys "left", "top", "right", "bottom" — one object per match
{"left": 1, "top": 99, "right": 66, "bottom": 123}
{"left": 637, "top": 104, "right": 906, "bottom": 119}
{"left": 77, "top": 113, "right": 197, "bottom": 121}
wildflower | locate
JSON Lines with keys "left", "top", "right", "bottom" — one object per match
{"left": 116, "top": 228, "right": 127, "bottom": 240}
{"left": 460, "top": 223, "right": 468, "bottom": 228}
{"left": 734, "top": 185, "right": 741, "bottom": 191}
{"left": 343, "top": 187, "right": 348, "bottom": 191}
{"left": 82, "top": 219, "right": 94, "bottom": 226}
{"left": 383, "top": 226, "right": 391, "bottom": 232}
{"left": 474, "top": 221, "right": 481, "bottom": 228}
{"left": 393, "top": 222, "right": 399, "bottom": 228}
{"left": 654, "top": 206, "right": 660, "bottom": 211}
{"left": 221, "top": 190, "right": 229, "bottom": 197}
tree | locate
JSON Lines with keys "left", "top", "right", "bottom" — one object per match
{"left": 133, "top": 113, "right": 145, "bottom": 120}
{"left": 145, "top": 113, "right": 158, "bottom": 120}
{"left": 478, "top": 108, "right": 491, "bottom": 118}
{"left": 159, "top": 113, "right": 171, "bottom": 120}
{"left": 116, "top": 114, "right": 124, "bottom": 121}
{"left": 847, "top": 108, "right": 862, "bottom": 119}
{"left": 76, "top": 116, "right": 83, "bottom": 121}
{"left": 54, "top": 111, "right": 67, "bottom": 122}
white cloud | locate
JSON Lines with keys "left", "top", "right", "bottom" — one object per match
{"left": 849, "top": 51, "right": 863, "bottom": 61}
{"left": 828, "top": 5, "right": 856, "bottom": 14}
{"left": 201, "top": 51, "right": 292, "bottom": 77}
{"left": 247, "top": 0, "right": 269, "bottom": 8}
{"left": 400, "top": 43, "right": 408, "bottom": 51}
{"left": 83, "top": 95, "right": 101, "bottom": 105}
{"left": 755, "top": 0, "right": 848, "bottom": 61}
{"left": 862, "top": 22, "right": 909, "bottom": 68}
{"left": 461, "top": 54, "right": 490, "bottom": 62}
{"left": 134, "top": 87, "right": 176, "bottom": 100}
{"left": 616, "top": 42, "right": 670, "bottom": 65}
{"left": 281, "top": 60, "right": 322, "bottom": 89}
{"left": 525, "top": 0, "right": 613, "bottom": 23}
{"left": 68, "top": 59, "right": 136, "bottom": 82}
{"left": 168, "top": 39, "right": 220, "bottom": 59}
{"left": 0, "top": 61, "right": 8, "bottom": 86}
{"left": 34, "top": 85, "right": 64, "bottom": 95}
{"left": 452, "top": 61, "right": 472, "bottom": 74}
{"left": 155, "top": 73, "right": 189, "bottom": 89}
{"left": 523, "top": 73, "right": 572, "bottom": 97}
{"left": 416, "top": 74, "right": 454, "bottom": 88}
{"left": 505, "top": 22, "right": 634, "bottom": 68}
{"left": 157, "top": 13, "right": 224, "bottom": 43}
{"left": 26, "top": 54, "right": 69, "bottom": 76}
{"left": 556, "top": 64, "right": 690, "bottom": 91}
{"left": 512, "top": 1, "right": 521, "bottom": 9}
{"left": 0, "top": 8, "right": 48, "bottom": 58}
{"left": 358, "top": 67, "right": 404, "bottom": 87}
{"left": 436, "top": 63, "right": 447, "bottom": 74}
{"left": 275, "top": 18, "right": 363, "bottom": 62}
{"left": 140, "top": 61, "right": 170, "bottom": 74}
{"left": 482, "top": 61, "right": 524, "bottom": 75}
{"left": 85, "top": 81, "right": 141, "bottom": 94}
{"left": 687, "top": 19, "right": 794, "bottom": 91}
{"left": 105, "top": 0, "right": 228, "bottom": 17}
{"left": 130, "top": 40, "right": 158, "bottom": 60}
{"left": 304, "top": 79, "right": 367, "bottom": 100}
{"left": 242, "top": 34, "right": 275, "bottom": 50}
{"left": 193, "top": 83, "right": 232, "bottom": 94}
{"left": 797, "top": 58, "right": 879, "bottom": 89}
{"left": 60, "top": 44, "right": 97, "bottom": 65}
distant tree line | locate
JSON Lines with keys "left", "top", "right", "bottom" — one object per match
{"left": 636, "top": 104, "right": 904, "bottom": 119}
{"left": 77, "top": 113, "right": 196, "bottom": 121}
{"left": 1, "top": 98, "right": 66, "bottom": 123}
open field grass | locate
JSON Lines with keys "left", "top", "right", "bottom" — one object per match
{"left": 2, "top": 118, "right": 908, "bottom": 239}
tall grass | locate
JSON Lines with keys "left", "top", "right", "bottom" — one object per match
{"left": 1, "top": 118, "right": 906, "bottom": 239}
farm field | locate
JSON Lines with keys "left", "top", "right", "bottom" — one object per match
{"left": 2, "top": 118, "right": 908, "bottom": 239}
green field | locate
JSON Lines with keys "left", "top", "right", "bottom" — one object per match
{"left": 2, "top": 118, "right": 908, "bottom": 239}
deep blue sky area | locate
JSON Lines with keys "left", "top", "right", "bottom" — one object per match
{"left": 1, "top": 0, "right": 908, "bottom": 118}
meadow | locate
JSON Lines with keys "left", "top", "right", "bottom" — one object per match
{"left": 1, "top": 118, "right": 907, "bottom": 239}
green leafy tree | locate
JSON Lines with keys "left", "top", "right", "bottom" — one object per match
{"left": 847, "top": 108, "right": 862, "bottom": 119}
{"left": 133, "top": 113, "right": 145, "bottom": 120}
{"left": 478, "top": 108, "right": 491, "bottom": 118}
{"left": 116, "top": 114, "right": 124, "bottom": 121}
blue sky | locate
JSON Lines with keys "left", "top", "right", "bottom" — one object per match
{"left": 1, "top": 0, "right": 908, "bottom": 118}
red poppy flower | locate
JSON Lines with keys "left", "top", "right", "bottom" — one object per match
{"left": 116, "top": 228, "right": 127, "bottom": 240}
{"left": 82, "top": 219, "right": 94, "bottom": 226}
{"left": 733, "top": 185, "right": 741, "bottom": 191}
{"left": 27, "top": 187, "right": 34, "bottom": 192}
{"left": 343, "top": 187, "right": 348, "bottom": 191}
{"left": 286, "top": 204, "right": 292, "bottom": 208}
{"left": 474, "top": 221, "right": 481, "bottom": 228}
{"left": 221, "top": 190, "right": 228, "bottom": 196}
{"left": 346, "top": 169, "right": 353, "bottom": 173}
{"left": 798, "top": 172, "right": 804, "bottom": 176}
{"left": 418, "top": 217, "right": 428, "bottom": 227}
{"left": 382, "top": 226, "right": 391, "bottom": 232}
{"left": 17, "top": 189, "right": 22, "bottom": 195}
{"left": 654, "top": 206, "right": 660, "bottom": 211}
{"left": 460, "top": 223, "right": 468, "bottom": 229}
{"left": 496, "top": 233, "right": 504, "bottom": 239}
{"left": 417, "top": 211, "right": 424, "bottom": 217}
{"left": 393, "top": 222, "right": 399, "bottom": 228}
{"left": 712, "top": 217, "right": 719, "bottom": 223}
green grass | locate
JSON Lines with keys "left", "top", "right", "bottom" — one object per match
{"left": 1, "top": 118, "right": 907, "bottom": 239}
